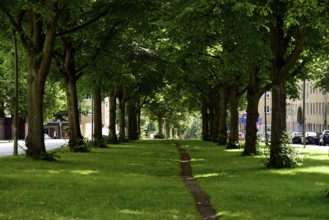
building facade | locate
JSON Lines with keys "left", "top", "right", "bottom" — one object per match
{"left": 286, "top": 80, "right": 328, "bottom": 133}
{"left": 239, "top": 80, "right": 328, "bottom": 136}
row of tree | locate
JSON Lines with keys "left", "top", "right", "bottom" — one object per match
{"left": 164, "top": 0, "right": 329, "bottom": 167}
{"left": 0, "top": 1, "right": 328, "bottom": 168}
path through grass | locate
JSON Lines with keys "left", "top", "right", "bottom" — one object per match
{"left": 179, "top": 140, "right": 329, "bottom": 220}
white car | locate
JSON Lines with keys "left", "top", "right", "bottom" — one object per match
{"left": 44, "top": 134, "right": 51, "bottom": 139}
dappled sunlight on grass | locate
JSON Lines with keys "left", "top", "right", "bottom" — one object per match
{"left": 268, "top": 169, "right": 298, "bottom": 175}
{"left": 190, "top": 158, "right": 205, "bottom": 162}
{"left": 119, "top": 209, "right": 145, "bottom": 215}
{"left": 194, "top": 173, "right": 220, "bottom": 178}
{"left": 70, "top": 170, "right": 99, "bottom": 175}
{"left": 218, "top": 210, "right": 252, "bottom": 219}
{"left": 48, "top": 170, "right": 61, "bottom": 174}
{"left": 224, "top": 149, "right": 242, "bottom": 153}
{"left": 297, "top": 166, "right": 329, "bottom": 175}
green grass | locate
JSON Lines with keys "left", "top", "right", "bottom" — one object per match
{"left": 179, "top": 140, "right": 329, "bottom": 220}
{"left": 0, "top": 140, "right": 199, "bottom": 220}
{"left": 1, "top": 140, "right": 328, "bottom": 220}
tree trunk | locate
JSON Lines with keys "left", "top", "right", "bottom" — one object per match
{"left": 208, "top": 86, "right": 220, "bottom": 142}
{"left": 25, "top": 8, "right": 57, "bottom": 159}
{"left": 127, "top": 100, "right": 138, "bottom": 140}
{"left": 201, "top": 100, "right": 210, "bottom": 140}
{"left": 268, "top": 13, "right": 308, "bottom": 167}
{"left": 63, "top": 42, "right": 84, "bottom": 151}
{"left": 218, "top": 86, "right": 229, "bottom": 145}
{"left": 213, "top": 95, "right": 220, "bottom": 142}
{"left": 208, "top": 96, "right": 215, "bottom": 141}
{"left": 227, "top": 79, "right": 240, "bottom": 149}
{"left": 93, "top": 86, "right": 104, "bottom": 147}
{"left": 118, "top": 88, "right": 127, "bottom": 141}
{"left": 109, "top": 88, "right": 118, "bottom": 142}
{"left": 157, "top": 116, "right": 164, "bottom": 136}
{"left": 244, "top": 66, "right": 262, "bottom": 155}
{"left": 166, "top": 123, "right": 171, "bottom": 139}
{"left": 136, "top": 103, "right": 141, "bottom": 139}
{"left": 12, "top": 29, "right": 19, "bottom": 156}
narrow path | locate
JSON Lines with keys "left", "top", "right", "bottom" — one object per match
{"left": 176, "top": 144, "right": 219, "bottom": 220}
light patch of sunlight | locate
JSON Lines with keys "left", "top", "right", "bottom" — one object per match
{"left": 315, "top": 182, "right": 327, "bottom": 186}
{"left": 225, "top": 149, "right": 242, "bottom": 152}
{"left": 218, "top": 210, "right": 251, "bottom": 219}
{"left": 269, "top": 169, "right": 298, "bottom": 175}
{"left": 48, "top": 170, "right": 60, "bottom": 174}
{"left": 70, "top": 170, "right": 99, "bottom": 175}
{"left": 169, "top": 209, "right": 180, "bottom": 219}
{"left": 190, "top": 158, "right": 205, "bottom": 162}
{"left": 297, "top": 166, "right": 329, "bottom": 175}
{"left": 119, "top": 209, "right": 144, "bottom": 215}
{"left": 194, "top": 173, "right": 220, "bottom": 178}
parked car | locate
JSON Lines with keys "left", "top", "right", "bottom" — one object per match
{"left": 291, "top": 132, "right": 302, "bottom": 144}
{"left": 303, "top": 132, "right": 320, "bottom": 145}
{"left": 319, "top": 130, "right": 329, "bottom": 146}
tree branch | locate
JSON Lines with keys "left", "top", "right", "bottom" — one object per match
{"left": 284, "top": 25, "right": 310, "bottom": 75}
{"left": 198, "top": 52, "right": 224, "bottom": 65}
{"left": 0, "top": 6, "right": 29, "bottom": 50}
{"left": 56, "top": 6, "right": 110, "bottom": 37}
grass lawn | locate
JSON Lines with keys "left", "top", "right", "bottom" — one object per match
{"left": 179, "top": 140, "right": 329, "bottom": 220}
{"left": 0, "top": 140, "right": 199, "bottom": 220}
{"left": 1, "top": 140, "right": 328, "bottom": 220}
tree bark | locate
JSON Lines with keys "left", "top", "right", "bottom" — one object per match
{"left": 127, "top": 100, "right": 138, "bottom": 140}
{"left": 244, "top": 66, "right": 263, "bottom": 155}
{"left": 117, "top": 88, "right": 127, "bottom": 141}
{"left": 218, "top": 86, "right": 229, "bottom": 145}
{"left": 136, "top": 102, "right": 141, "bottom": 139}
{"left": 208, "top": 100, "right": 215, "bottom": 141}
{"left": 63, "top": 41, "right": 84, "bottom": 151}
{"left": 109, "top": 88, "right": 118, "bottom": 142}
{"left": 201, "top": 100, "right": 210, "bottom": 140}
{"left": 93, "top": 86, "right": 103, "bottom": 146}
{"left": 227, "top": 78, "right": 240, "bottom": 149}
{"left": 12, "top": 29, "right": 19, "bottom": 156}
{"left": 157, "top": 116, "right": 164, "bottom": 136}
{"left": 213, "top": 95, "right": 220, "bottom": 142}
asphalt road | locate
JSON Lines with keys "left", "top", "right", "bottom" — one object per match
{"left": 0, "top": 139, "right": 68, "bottom": 157}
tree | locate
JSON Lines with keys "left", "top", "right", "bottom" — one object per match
{"left": 265, "top": 0, "right": 329, "bottom": 168}
{"left": 0, "top": 1, "right": 60, "bottom": 158}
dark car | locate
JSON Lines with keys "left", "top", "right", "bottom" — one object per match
{"left": 319, "top": 130, "right": 329, "bottom": 146}
{"left": 304, "top": 132, "right": 320, "bottom": 145}
{"left": 292, "top": 132, "right": 302, "bottom": 144}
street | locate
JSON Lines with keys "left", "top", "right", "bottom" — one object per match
{"left": 0, "top": 139, "right": 68, "bottom": 157}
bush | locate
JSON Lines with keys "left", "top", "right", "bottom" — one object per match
{"left": 265, "top": 132, "right": 303, "bottom": 168}
{"left": 39, "top": 151, "right": 61, "bottom": 161}
{"left": 72, "top": 139, "right": 93, "bottom": 152}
